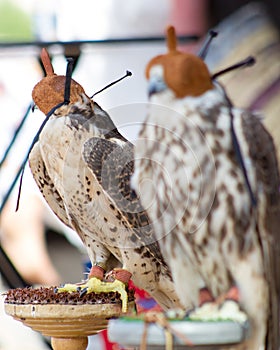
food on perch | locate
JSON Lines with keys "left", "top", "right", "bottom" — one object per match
{"left": 4, "top": 285, "right": 134, "bottom": 308}
{"left": 56, "top": 277, "right": 130, "bottom": 313}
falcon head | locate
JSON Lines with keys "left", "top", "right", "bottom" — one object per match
{"left": 32, "top": 48, "right": 87, "bottom": 115}
{"left": 146, "top": 26, "right": 213, "bottom": 98}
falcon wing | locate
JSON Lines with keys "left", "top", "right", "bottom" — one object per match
{"left": 82, "top": 135, "right": 170, "bottom": 273}
{"left": 29, "top": 142, "right": 72, "bottom": 230}
{"left": 29, "top": 127, "right": 120, "bottom": 270}
{"left": 242, "top": 111, "right": 280, "bottom": 350}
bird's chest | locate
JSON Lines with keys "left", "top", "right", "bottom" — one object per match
{"left": 39, "top": 118, "right": 90, "bottom": 195}
{"left": 38, "top": 118, "right": 99, "bottom": 224}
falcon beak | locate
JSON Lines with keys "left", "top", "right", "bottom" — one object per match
{"left": 32, "top": 103, "right": 37, "bottom": 112}
{"left": 148, "top": 76, "right": 167, "bottom": 97}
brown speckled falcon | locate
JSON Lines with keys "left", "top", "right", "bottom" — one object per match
{"left": 133, "top": 26, "right": 280, "bottom": 349}
{"left": 28, "top": 48, "right": 186, "bottom": 312}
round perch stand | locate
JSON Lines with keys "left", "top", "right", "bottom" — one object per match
{"left": 5, "top": 302, "right": 135, "bottom": 350}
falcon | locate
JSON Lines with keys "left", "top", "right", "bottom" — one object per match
{"left": 133, "top": 26, "right": 280, "bottom": 349}
{"left": 28, "top": 48, "right": 186, "bottom": 312}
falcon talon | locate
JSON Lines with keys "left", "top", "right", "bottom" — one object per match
{"left": 111, "top": 268, "right": 132, "bottom": 284}
{"left": 54, "top": 284, "right": 66, "bottom": 293}
{"left": 79, "top": 287, "right": 87, "bottom": 297}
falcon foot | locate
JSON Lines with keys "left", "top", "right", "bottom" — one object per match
{"left": 199, "top": 286, "right": 239, "bottom": 306}
{"left": 215, "top": 286, "right": 239, "bottom": 304}
{"left": 88, "top": 265, "right": 105, "bottom": 280}
{"left": 105, "top": 268, "right": 132, "bottom": 284}
{"left": 55, "top": 276, "right": 129, "bottom": 313}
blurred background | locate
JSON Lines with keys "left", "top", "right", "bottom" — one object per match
{"left": 0, "top": 0, "right": 279, "bottom": 349}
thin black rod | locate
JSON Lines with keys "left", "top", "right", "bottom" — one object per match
{"left": 64, "top": 57, "right": 74, "bottom": 103}
{"left": 0, "top": 104, "right": 32, "bottom": 169}
{"left": 197, "top": 30, "right": 218, "bottom": 60}
{"left": 0, "top": 35, "right": 199, "bottom": 49}
{"left": 91, "top": 70, "right": 132, "bottom": 98}
{"left": 223, "top": 93, "right": 257, "bottom": 207}
{"left": 212, "top": 56, "right": 256, "bottom": 80}
{"left": 230, "top": 115, "right": 257, "bottom": 207}
{"left": 0, "top": 161, "right": 23, "bottom": 214}
{"left": 212, "top": 56, "right": 256, "bottom": 79}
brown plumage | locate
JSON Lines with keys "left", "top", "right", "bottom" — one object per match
{"left": 133, "top": 26, "right": 280, "bottom": 349}
{"left": 29, "top": 48, "right": 186, "bottom": 311}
